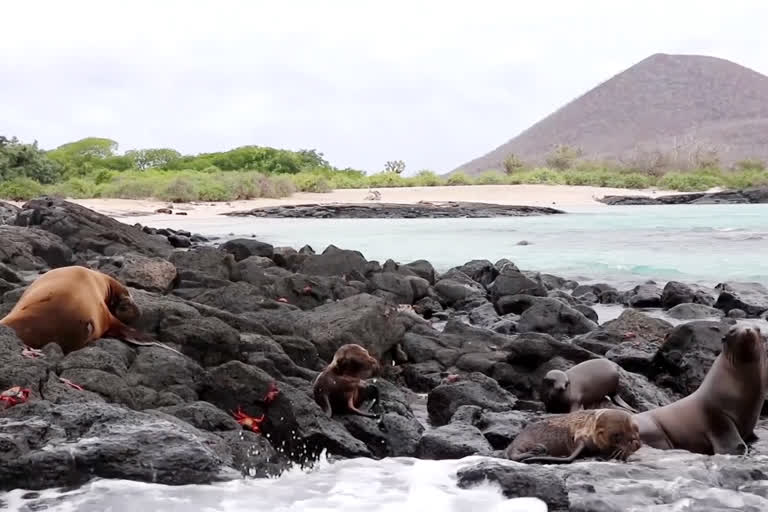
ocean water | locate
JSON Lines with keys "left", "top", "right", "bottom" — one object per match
{"left": 129, "top": 203, "right": 768, "bottom": 289}
{"left": 4, "top": 203, "right": 768, "bottom": 510}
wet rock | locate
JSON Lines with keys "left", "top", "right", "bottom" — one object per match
{"left": 291, "top": 293, "right": 404, "bottom": 361}
{"left": 0, "top": 263, "right": 23, "bottom": 284}
{"left": 177, "top": 282, "right": 272, "bottom": 314}
{"left": 433, "top": 273, "right": 486, "bottom": 306}
{"left": 0, "top": 226, "right": 74, "bottom": 270}
{"left": 14, "top": 197, "right": 171, "bottom": 259}
{"left": 0, "top": 201, "right": 20, "bottom": 225}
{"left": 368, "top": 272, "right": 414, "bottom": 304}
{"left": 457, "top": 461, "right": 569, "bottom": 511}
{"left": 623, "top": 283, "right": 663, "bottom": 308}
{"left": 666, "top": 303, "right": 724, "bottom": 320}
{"left": 714, "top": 281, "right": 768, "bottom": 317}
{"left": 652, "top": 320, "right": 733, "bottom": 395}
{"left": 516, "top": 298, "right": 597, "bottom": 336}
{"left": 0, "top": 400, "right": 239, "bottom": 491}
{"left": 298, "top": 245, "right": 367, "bottom": 278}
{"left": 416, "top": 422, "right": 493, "bottom": 459}
{"left": 426, "top": 372, "right": 517, "bottom": 427}
{"left": 728, "top": 308, "right": 748, "bottom": 319}
{"left": 401, "top": 259, "right": 436, "bottom": 284}
{"left": 168, "top": 234, "right": 191, "bottom": 248}
{"left": 155, "top": 401, "right": 241, "bottom": 431}
{"left": 201, "top": 362, "right": 371, "bottom": 462}
{"left": 157, "top": 316, "right": 242, "bottom": 367}
{"left": 220, "top": 238, "right": 274, "bottom": 261}
{"left": 661, "top": 281, "right": 715, "bottom": 308}
{"left": 468, "top": 302, "right": 502, "bottom": 328}
{"left": 489, "top": 270, "right": 547, "bottom": 304}
{"left": 97, "top": 252, "right": 178, "bottom": 293}
{"left": 271, "top": 273, "right": 358, "bottom": 310}
{"left": 453, "top": 259, "right": 499, "bottom": 288}
{"left": 170, "top": 246, "right": 237, "bottom": 282}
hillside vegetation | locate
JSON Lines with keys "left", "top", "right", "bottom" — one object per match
{"left": 1, "top": 134, "right": 767, "bottom": 202}
{"left": 453, "top": 53, "right": 768, "bottom": 176}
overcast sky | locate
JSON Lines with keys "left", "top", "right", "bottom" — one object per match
{"left": 2, "top": 1, "right": 767, "bottom": 174}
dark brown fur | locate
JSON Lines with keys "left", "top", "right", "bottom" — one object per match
{"left": 0, "top": 265, "right": 180, "bottom": 355}
{"left": 312, "top": 344, "right": 381, "bottom": 419}
{"left": 505, "top": 409, "right": 642, "bottom": 464}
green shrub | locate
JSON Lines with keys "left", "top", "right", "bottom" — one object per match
{"left": 445, "top": 172, "right": 472, "bottom": 186}
{"left": 47, "top": 177, "right": 100, "bottom": 199}
{"left": 411, "top": 170, "right": 444, "bottom": 187}
{"left": 0, "top": 177, "right": 44, "bottom": 200}
{"left": 157, "top": 177, "right": 198, "bottom": 202}
{"left": 292, "top": 173, "right": 332, "bottom": 193}
{"left": 368, "top": 171, "right": 407, "bottom": 188}
{"left": 474, "top": 171, "right": 506, "bottom": 185}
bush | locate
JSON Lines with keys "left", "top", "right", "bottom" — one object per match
{"left": 47, "top": 177, "right": 100, "bottom": 199}
{"left": 292, "top": 173, "right": 332, "bottom": 193}
{"left": 412, "top": 170, "right": 444, "bottom": 187}
{"left": 368, "top": 171, "right": 407, "bottom": 188}
{"left": 475, "top": 171, "right": 506, "bottom": 185}
{"left": 0, "top": 177, "right": 44, "bottom": 200}
{"left": 445, "top": 172, "right": 472, "bottom": 186}
{"left": 157, "top": 177, "right": 198, "bottom": 202}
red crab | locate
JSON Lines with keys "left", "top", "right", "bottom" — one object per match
{"left": 263, "top": 381, "right": 280, "bottom": 405}
{"left": 59, "top": 377, "right": 84, "bottom": 391}
{"left": 233, "top": 407, "right": 266, "bottom": 433}
{"left": 21, "top": 347, "right": 44, "bottom": 359}
{"left": 1, "top": 386, "right": 30, "bottom": 409}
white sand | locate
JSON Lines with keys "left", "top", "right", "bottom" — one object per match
{"left": 8, "top": 184, "right": 679, "bottom": 221}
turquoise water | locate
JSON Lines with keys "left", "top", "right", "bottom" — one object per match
{"left": 129, "top": 203, "right": 768, "bottom": 289}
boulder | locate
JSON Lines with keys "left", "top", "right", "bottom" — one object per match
{"left": 426, "top": 372, "right": 517, "bottom": 427}
{"left": 416, "top": 422, "right": 493, "bottom": 459}
{"left": 97, "top": 252, "right": 178, "bottom": 293}
{"left": 714, "top": 282, "right": 768, "bottom": 317}
{"left": 220, "top": 238, "right": 274, "bottom": 261}
{"left": 516, "top": 298, "right": 597, "bottom": 336}
{"left": 0, "top": 225, "right": 74, "bottom": 270}
{"left": 14, "top": 197, "right": 171, "bottom": 258}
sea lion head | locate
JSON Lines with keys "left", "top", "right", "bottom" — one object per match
{"left": 542, "top": 369, "right": 569, "bottom": 394}
{"left": 594, "top": 409, "right": 642, "bottom": 461}
{"left": 113, "top": 293, "right": 141, "bottom": 325}
{"left": 330, "top": 343, "right": 380, "bottom": 378}
{"left": 722, "top": 324, "right": 765, "bottom": 365}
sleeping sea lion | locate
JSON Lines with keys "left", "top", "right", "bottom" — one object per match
{"left": 0, "top": 265, "right": 180, "bottom": 356}
{"left": 632, "top": 324, "right": 768, "bottom": 455}
{"left": 312, "top": 343, "right": 382, "bottom": 419}
{"left": 504, "top": 408, "right": 642, "bottom": 464}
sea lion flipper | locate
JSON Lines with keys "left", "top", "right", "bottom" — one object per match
{"left": 709, "top": 418, "right": 749, "bottom": 455}
{"left": 520, "top": 441, "right": 586, "bottom": 464}
{"left": 610, "top": 394, "right": 638, "bottom": 413}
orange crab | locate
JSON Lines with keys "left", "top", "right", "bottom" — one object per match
{"left": 233, "top": 407, "right": 266, "bottom": 432}
{"left": 263, "top": 381, "right": 280, "bottom": 404}
{"left": 1, "top": 386, "right": 30, "bottom": 409}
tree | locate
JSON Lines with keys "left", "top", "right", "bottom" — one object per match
{"left": 503, "top": 154, "right": 524, "bottom": 174}
{"left": 47, "top": 137, "right": 120, "bottom": 176}
{"left": 385, "top": 160, "right": 405, "bottom": 174}
{"left": 0, "top": 135, "right": 62, "bottom": 184}
{"left": 125, "top": 148, "right": 182, "bottom": 170}
{"left": 545, "top": 144, "right": 583, "bottom": 171}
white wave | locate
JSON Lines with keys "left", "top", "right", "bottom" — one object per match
{"left": 1, "top": 456, "right": 547, "bottom": 512}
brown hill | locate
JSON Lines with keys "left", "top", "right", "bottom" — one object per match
{"left": 451, "top": 53, "right": 768, "bottom": 175}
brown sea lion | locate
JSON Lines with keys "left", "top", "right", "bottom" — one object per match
{"left": 504, "top": 408, "right": 642, "bottom": 464}
{"left": 0, "top": 265, "right": 180, "bottom": 356}
{"left": 312, "top": 343, "right": 382, "bottom": 419}
{"left": 632, "top": 324, "right": 768, "bottom": 455}
{"left": 540, "top": 358, "right": 637, "bottom": 414}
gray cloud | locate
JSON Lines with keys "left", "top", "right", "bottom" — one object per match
{"left": 2, "top": 0, "right": 767, "bottom": 173}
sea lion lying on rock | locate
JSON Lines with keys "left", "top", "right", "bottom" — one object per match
{"left": 633, "top": 324, "right": 768, "bottom": 455}
{"left": 312, "top": 343, "right": 382, "bottom": 419}
{"left": 504, "top": 408, "right": 642, "bottom": 464}
{"left": 540, "top": 358, "right": 637, "bottom": 413}
{"left": 0, "top": 265, "right": 180, "bottom": 356}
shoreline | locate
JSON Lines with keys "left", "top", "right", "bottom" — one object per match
{"left": 6, "top": 184, "right": 686, "bottom": 220}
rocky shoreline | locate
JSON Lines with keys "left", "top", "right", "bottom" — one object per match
{"left": 598, "top": 185, "right": 768, "bottom": 206}
{"left": 222, "top": 201, "right": 565, "bottom": 218}
{"left": 1, "top": 196, "right": 768, "bottom": 511}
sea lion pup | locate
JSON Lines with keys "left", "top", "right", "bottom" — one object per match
{"left": 504, "top": 409, "right": 642, "bottom": 464}
{"left": 632, "top": 324, "right": 768, "bottom": 455}
{"left": 312, "top": 343, "right": 382, "bottom": 419}
{"left": 540, "top": 358, "right": 637, "bottom": 414}
{"left": 0, "top": 265, "right": 181, "bottom": 356}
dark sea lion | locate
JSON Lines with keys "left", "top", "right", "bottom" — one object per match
{"left": 504, "top": 408, "right": 642, "bottom": 464}
{"left": 312, "top": 343, "right": 382, "bottom": 419}
{"left": 0, "top": 265, "right": 180, "bottom": 355}
{"left": 541, "top": 358, "right": 637, "bottom": 413}
{"left": 632, "top": 324, "right": 768, "bottom": 455}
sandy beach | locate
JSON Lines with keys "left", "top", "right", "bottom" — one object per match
{"left": 7, "top": 184, "right": 682, "bottom": 221}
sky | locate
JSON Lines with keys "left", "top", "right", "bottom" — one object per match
{"left": 2, "top": 1, "right": 767, "bottom": 174}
